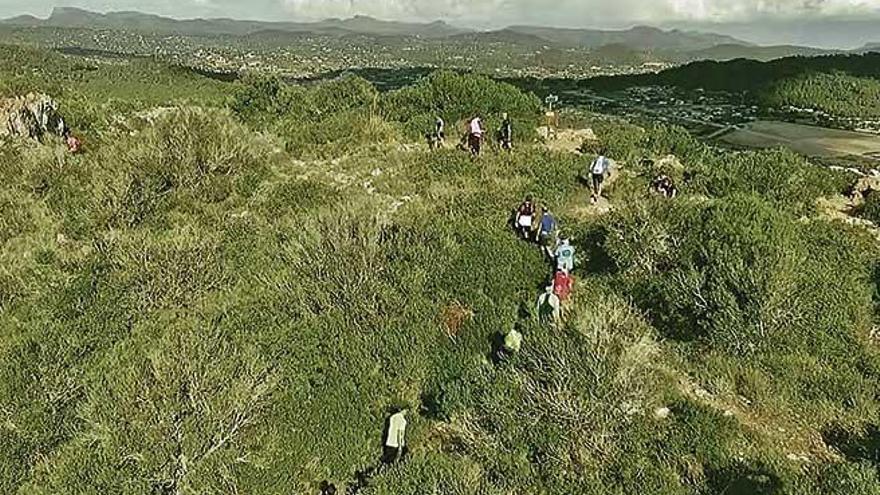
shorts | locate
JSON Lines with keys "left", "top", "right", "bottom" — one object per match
{"left": 517, "top": 215, "right": 533, "bottom": 228}
{"left": 538, "top": 232, "right": 554, "bottom": 247}
{"left": 592, "top": 173, "right": 605, "bottom": 187}
{"left": 468, "top": 133, "right": 482, "bottom": 153}
{"left": 382, "top": 445, "right": 403, "bottom": 464}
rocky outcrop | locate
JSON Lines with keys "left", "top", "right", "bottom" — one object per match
{"left": 0, "top": 93, "right": 66, "bottom": 140}
{"left": 847, "top": 172, "right": 880, "bottom": 206}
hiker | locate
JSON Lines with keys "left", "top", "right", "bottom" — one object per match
{"left": 65, "top": 132, "right": 82, "bottom": 154}
{"left": 319, "top": 481, "right": 337, "bottom": 495}
{"left": 382, "top": 409, "right": 408, "bottom": 465}
{"left": 536, "top": 207, "right": 557, "bottom": 259}
{"left": 652, "top": 174, "right": 678, "bottom": 199}
{"left": 467, "top": 115, "right": 484, "bottom": 157}
{"left": 536, "top": 285, "right": 561, "bottom": 325}
{"left": 427, "top": 116, "right": 445, "bottom": 150}
{"left": 553, "top": 268, "right": 574, "bottom": 302}
{"left": 495, "top": 326, "right": 523, "bottom": 361}
{"left": 555, "top": 236, "right": 576, "bottom": 272}
{"left": 515, "top": 196, "right": 536, "bottom": 240}
{"left": 589, "top": 150, "right": 611, "bottom": 202}
{"left": 498, "top": 112, "right": 513, "bottom": 151}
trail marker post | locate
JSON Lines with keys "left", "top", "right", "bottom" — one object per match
{"left": 544, "top": 94, "right": 560, "bottom": 140}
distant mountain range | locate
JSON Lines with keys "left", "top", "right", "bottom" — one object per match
{"left": 0, "top": 7, "right": 738, "bottom": 49}
{"left": 2, "top": 7, "right": 878, "bottom": 64}
{"left": 670, "top": 18, "right": 880, "bottom": 50}
{"left": 2, "top": 7, "right": 469, "bottom": 38}
{"left": 505, "top": 25, "right": 744, "bottom": 51}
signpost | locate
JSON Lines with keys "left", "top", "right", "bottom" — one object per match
{"left": 544, "top": 94, "right": 560, "bottom": 140}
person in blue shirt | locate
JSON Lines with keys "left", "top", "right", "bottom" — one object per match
{"left": 536, "top": 207, "right": 557, "bottom": 259}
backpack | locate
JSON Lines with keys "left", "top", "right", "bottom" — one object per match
{"left": 591, "top": 156, "right": 608, "bottom": 175}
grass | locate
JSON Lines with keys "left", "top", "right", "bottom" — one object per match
{"left": 2, "top": 46, "right": 880, "bottom": 494}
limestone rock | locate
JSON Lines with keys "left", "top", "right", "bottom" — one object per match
{"left": 0, "top": 93, "right": 66, "bottom": 140}
{"left": 653, "top": 407, "right": 671, "bottom": 420}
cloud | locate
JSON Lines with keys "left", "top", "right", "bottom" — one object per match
{"left": 277, "top": 0, "right": 879, "bottom": 23}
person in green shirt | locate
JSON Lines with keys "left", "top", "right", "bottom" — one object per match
{"left": 504, "top": 328, "right": 523, "bottom": 353}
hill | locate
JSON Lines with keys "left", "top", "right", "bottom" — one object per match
{"left": 446, "top": 29, "right": 549, "bottom": 46}
{"left": 578, "top": 52, "right": 880, "bottom": 122}
{"left": 857, "top": 42, "right": 880, "bottom": 53}
{"left": 679, "top": 43, "right": 837, "bottom": 62}
{"left": 2, "top": 43, "right": 880, "bottom": 495}
{"left": 2, "top": 7, "right": 750, "bottom": 51}
{"left": 587, "top": 52, "right": 880, "bottom": 92}
{"left": 1, "top": 7, "right": 470, "bottom": 39}
{"left": 672, "top": 18, "right": 880, "bottom": 50}
{"left": 8, "top": 7, "right": 861, "bottom": 72}
{"left": 507, "top": 24, "right": 746, "bottom": 50}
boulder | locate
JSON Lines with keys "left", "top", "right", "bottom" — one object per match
{"left": 653, "top": 407, "right": 671, "bottom": 420}
{"left": 848, "top": 175, "right": 880, "bottom": 205}
{"left": 0, "top": 93, "right": 66, "bottom": 140}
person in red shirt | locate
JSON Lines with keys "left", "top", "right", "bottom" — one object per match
{"left": 66, "top": 134, "right": 82, "bottom": 153}
{"left": 63, "top": 128, "right": 81, "bottom": 154}
{"left": 553, "top": 268, "right": 574, "bottom": 302}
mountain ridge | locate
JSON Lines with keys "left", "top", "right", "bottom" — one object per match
{"left": 3, "top": 6, "right": 746, "bottom": 49}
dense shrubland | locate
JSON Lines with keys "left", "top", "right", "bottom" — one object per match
{"left": 2, "top": 46, "right": 880, "bottom": 494}
{"left": 230, "top": 70, "right": 542, "bottom": 156}
{"left": 581, "top": 52, "right": 880, "bottom": 119}
{"left": 764, "top": 72, "right": 880, "bottom": 118}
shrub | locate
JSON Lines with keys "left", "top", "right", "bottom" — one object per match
{"left": 606, "top": 194, "right": 874, "bottom": 356}
{"left": 384, "top": 71, "right": 542, "bottom": 140}
{"left": 104, "top": 107, "right": 273, "bottom": 227}
{"left": 858, "top": 191, "right": 880, "bottom": 225}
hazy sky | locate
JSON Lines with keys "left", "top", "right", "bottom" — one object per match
{"left": 2, "top": 0, "right": 879, "bottom": 27}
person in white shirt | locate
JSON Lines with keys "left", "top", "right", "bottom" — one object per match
{"left": 590, "top": 150, "right": 611, "bottom": 201}
{"left": 383, "top": 409, "right": 408, "bottom": 464}
{"left": 467, "top": 115, "right": 484, "bottom": 157}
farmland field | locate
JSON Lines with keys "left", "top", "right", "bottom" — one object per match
{"left": 721, "top": 120, "right": 880, "bottom": 159}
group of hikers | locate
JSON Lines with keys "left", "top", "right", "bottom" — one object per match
{"left": 324, "top": 118, "right": 687, "bottom": 495}
{"left": 495, "top": 149, "right": 679, "bottom": 359}
{"left": 495, "top": 194, "right": 578, "bottom": 361}
{"left": 427, "top": 113, "right": 513, "bottom": 156}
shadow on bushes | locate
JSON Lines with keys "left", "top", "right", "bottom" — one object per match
{"left": 823, "top": 424, "right": 880, "bottom": 469}
{"left": 705, "top": 463, "right": 783, "bottom": 495}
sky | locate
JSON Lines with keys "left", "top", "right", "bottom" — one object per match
{"left": 1, "top": 0, "right": 878, "bottom": 26}
{"left": 1, "top": 0, "right": 880, "bottom": 46}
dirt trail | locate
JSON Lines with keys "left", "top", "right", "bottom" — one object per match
{"left": 539, "top": 134, "right": 842, "bottom": 462}
{"left": 562, "top": 168, "right": 624, "bottom": 222}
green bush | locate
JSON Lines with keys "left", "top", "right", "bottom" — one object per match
{"left": 859, "top": 192, "right": 880, "bottom": 225}
{"left": 383, "top": 71, "right": 542, "bottom": 140}
{"left": 105, "top": 107, "right": 273, "bottom": 228}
